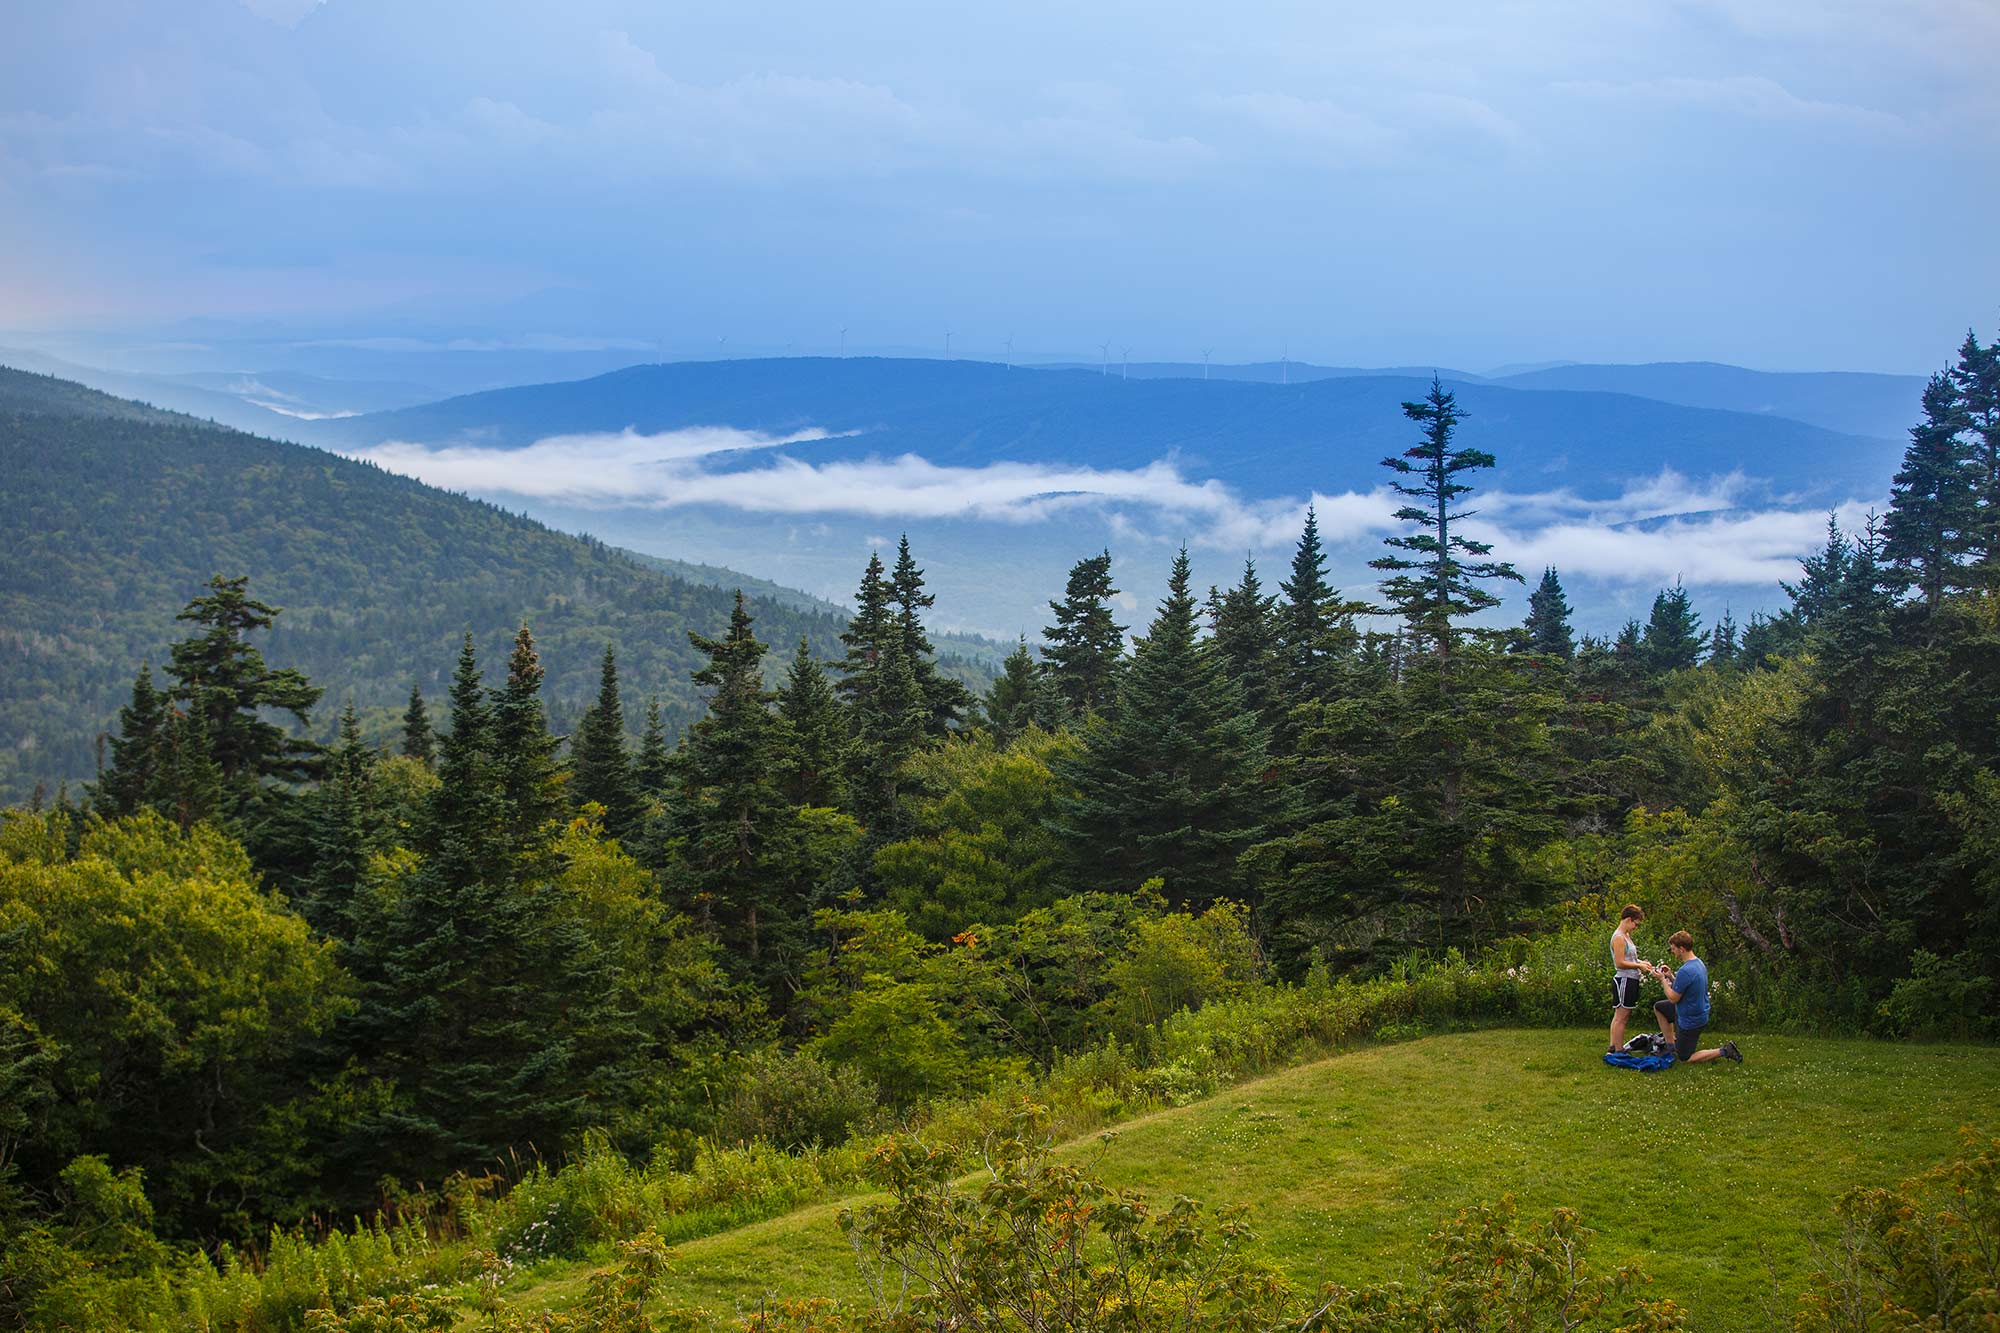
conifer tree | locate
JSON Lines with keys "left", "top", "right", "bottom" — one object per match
{"left": 849, "top": 636, "right": 929, "bottom": 844}
{"left": 1706, "top": 611, "right": 1740, "bottom": 669}
{"left": 1522, "top": 567, "right": 1575, "bottom": 660}
{"left": 1211, "top": 557, "right": 1280, "bottom": 732}
{"left": 301, "top": 703, "right": 376, "bottom": 942}
{"left": 1042, "top": 550, "right": 1126, "bottom": 717}
{"left": 1274, "top": 511, "right": 1363, "bottom": 718}
{"left": 95, "top": 663, "right": 170, "bottom": 817}
{"left": 491, "top": 624, "right": 565, "bottom": 860}
{"left": 1054, "top": 549, "right": 1268, "bottom": 906}
{"left": 569, "top": 645, "right": 640, "bottom": 838}
{"left": 635, "top": 697, "right": 673, "bottom": 795}
{"left": 1371, "top": 378, "right": 1521, "bottom": 665}
{"left": 162, "top": 703, "right": 225, "bottom": 832}
{"left": 836, "top": 552, "right": 896, "bottom": 716}
{"left": 1642, "top": 582, "right": 1703, "bottom": 675}
{"left": 1783, "top": 517, "right": 1853, "bottom": 634}
{"left": 1883, "top": 371, "right": 1977, "bottom": 613}
{"left": 888, "top": 535, "right": 973, "bottom": 735}
{"left": 983, "top": 637, "right": 1045, "bottom": 747}
{"left": 401, "top": 683, "right": 435, "bottom": 765}
{"left": 676, "top": 593, "right": 794, "bottom": 964}
{"left": 354, "top": 634, "right": 613, "bottom": 1181}
{"left": 776, "top": 638, "right": 849, "bottom": 807}
{"left": 163, "top": 575, "right": 323, "bottom": 810}
{"left": 1949, "top": 329, "right": 2000, "bottom": 575}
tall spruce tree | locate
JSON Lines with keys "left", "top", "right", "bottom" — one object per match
{"left": 982, "top": 637, "right": 1050, "bottom": 747}
{"left": 775, "top": 638, "right": 849, "bottom": 808}
{"left": 1642, "top": 583, "right": 1704, "bottom": 675}
{"left": 675, "top": 593, "right": 795, "bottom": 966}
{"left": 300, "top": 703, "right": 376, "bottom": 942}
{"left": 1522, "top": 567, "right": 1576, "bottom": 660}
{"left": 355, "top": 634, "right": 606, "bottom": 1182}
{"left": 1053, "top": 549, "right": 1268, "bottom": 906}
{"left": 1883, "top": 371, "right": 1977, "bottom": 614}
{"left": 836, "top": 552, "right": 896, "bottom": 716}
{"left": 1949, "top": 329, "right": 2000, "bottom": 577}
{"left": 491, "top": 625, "right": 565, "bottom": 861}
{"left": 888, "top": 535, "right": 973, "bottom": 735}
{"left": 95, "top": 663, "right": 170, "bottom": 817}
{"left": 402, "top": 683, "right": 435, "bottom": 764}
{"left": 635, "top": 697, "right": 674, "bottom": 795}
{"left": 163, "top": 575, "right": 323, "bottom": 812}
{"left": 1274, "top": 511, "right": 1362, "bottom": 719}
{"left": 1042, "top": 550, "right": 1126, "bottom": 717}
{"left": 569, "top": 645, "right": 641, "bottom": 838}
{"left": 1706, "top": 611, "right": 1740, "bottom": 669}
{"left": 1371, "top": 378, "right": 1521, "bottom": 664}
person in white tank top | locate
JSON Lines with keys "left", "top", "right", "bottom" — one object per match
{"left": 1607, "top": 904, "right": 1652, "bottom": 1053}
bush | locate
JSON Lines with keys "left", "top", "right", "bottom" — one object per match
{"left": 1874, "top": 950, "right": 1996, "bottom": 1040}
{"left": 720, "top": 1047, "right": 883, "bottom": 1150}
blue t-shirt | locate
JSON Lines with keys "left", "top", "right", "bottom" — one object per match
{"left": 1672, "top": 958, "right": 1710, "bottom": 1029}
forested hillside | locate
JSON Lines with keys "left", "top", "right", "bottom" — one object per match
{"left": 0, "top": 366, "right": 980, "bottom": 801}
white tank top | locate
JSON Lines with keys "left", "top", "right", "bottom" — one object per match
{"left": 1611, "top": 929, "right": 1643, "bottom": 977}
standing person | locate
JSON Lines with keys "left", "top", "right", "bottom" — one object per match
{"left": 1652, "top": 931, "right": 1742, "bottom": 1065}
{"left": 1607, "top": 905, "right": 1651, "bottom": 1054}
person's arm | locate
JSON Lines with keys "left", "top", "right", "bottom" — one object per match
{"left": 1657, "top": 963, "right": 1683, "bottom": 1002}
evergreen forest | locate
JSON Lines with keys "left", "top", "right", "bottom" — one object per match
{"left": 4, "top": 329, "right": 2000, "bottom": 1330}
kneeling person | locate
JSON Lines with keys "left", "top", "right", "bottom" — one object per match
{"left": 1652, "top": 931, "right": 1742, "bottom": 1066}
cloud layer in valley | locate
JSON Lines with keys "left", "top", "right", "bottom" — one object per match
{"left": 349, "top": 427, "right": 1874, "bottom": 587}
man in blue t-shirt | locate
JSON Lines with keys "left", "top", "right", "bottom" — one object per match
{"left": 1650, "top": 931, "right": 1742, "bottom": 1066}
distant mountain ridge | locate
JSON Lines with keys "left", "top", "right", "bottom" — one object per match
{"left": 306, "top": 356, "right": 1905, "bottom": 500}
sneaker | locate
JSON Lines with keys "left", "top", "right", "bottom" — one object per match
{"left": 1719, "top": 1041, "right": 1742, "bottom": 1063}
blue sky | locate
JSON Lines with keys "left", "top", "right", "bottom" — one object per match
{"left": 3, "top": 0, "right": 1995, "bottom": 373}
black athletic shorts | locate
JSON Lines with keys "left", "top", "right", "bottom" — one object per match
{"left": 1611, "top": 974, "right": 1643, "bottom": 1009}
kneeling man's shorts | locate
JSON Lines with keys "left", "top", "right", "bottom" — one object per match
{"left": 1653, "top": 998, "right": 1703, "bottom": 1060}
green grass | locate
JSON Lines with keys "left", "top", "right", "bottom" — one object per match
{"left": 497, "top": 1029, "right": 2000, "bottom": 1328}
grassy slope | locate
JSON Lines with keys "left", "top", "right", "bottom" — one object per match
{"left": 500, "top": 1029, "right": 2000, "bottom": 1328}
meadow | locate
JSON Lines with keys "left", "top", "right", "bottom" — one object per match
{"left": 495, "top": 1029, "right": 2000, "bottom": 1329}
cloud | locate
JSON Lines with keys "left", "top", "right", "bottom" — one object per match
{"left": 1555, "top": 75, "right": 1906, "bottom": 135}
{"left": 348, "top": 430, "right": 1876, "bottom": 588}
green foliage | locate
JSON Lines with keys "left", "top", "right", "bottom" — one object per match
{"left": 1100, "top": 898, "right": 1263, "bottom": 1041}
{"left": 1042, "top": 550, "right": 1126, "bottom": 718}
{"left": 719, "top": 1048, "right": 883, "bottom": 1150}
{"left": 1795, "top": 1131, "right": 2000, "bottom": 1332}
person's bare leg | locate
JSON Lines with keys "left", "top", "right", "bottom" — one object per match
{"left": 1687, "top": 1048, "right": 1720, "bottom": 1063}
{"left": 1609, "top": 1007, "right": 1631, "bottom": 1051}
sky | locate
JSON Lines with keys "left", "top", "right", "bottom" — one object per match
{"left": 3, "top": 0, "right": 1996, "bottom": 373}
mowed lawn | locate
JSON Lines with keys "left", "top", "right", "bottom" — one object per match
{"left": 512, "top": 1030, "right": 2000, "bottom": 1329}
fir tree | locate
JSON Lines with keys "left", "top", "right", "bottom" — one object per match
{"left": 1371, "top": 378, "right": 1521, "bottom": 664}
{"left": 95, "top": 663, "right": 170, "bottom": 817}
{"left": 401, "top": 683, "right": 435, "bottom": 765}
{"left": 675, "top": 592, "right": 794, "bottom": 965}
{"left": 983, "top": 637, "right": 1045, "bottom": 747}
{"left": 1706, "top": 610, "right": 1740, "bottom": 669}
{"left": 1054, "top": 549, "right": 1269, "bottom": 906}
{"left": 1949, "top": 329, "right": 2000, "bottom": 575}
{"left": 1642, "top": 582, "right": 1704, "bottom": 675}
{"left": 162, "top": 703, "right": 225, "bottom": 832}
{"left": 163, "top": 575, "right": 323, "bottom": 808}
{"left": 635, "top": 697, "right": 673, "bottom": 795}
{"left": 849, "top": 636, "right": 929, "bottom": 844}
{"left": 1783, "top": 516, "right": 1853, "bottom": 633}
{"left": 1882, "top": 371, "right": 1977, "bottom": 614}
{"left": 888, "top": 535, "right": 973, "bottom": 735}
{"left": 1522, "top": 567, "right": 1576, "bottom": 660}
{"left": 569, "top": 644, "right": 640, "bottom": 838}
{"left": 1042, "top": 550, "right": 1126, "bottom": 717}
{"left": 1274, "top": 511, "right": 1362, "bottom": 718}
{"left": 491, "top": 624, "right": 565, "bottom": 860}
{"left": 835, "top": 552, "right": 896, "bottom": 716}
{"left": 776, "top": 638, "right": 849, "bottom": 808}
{"left": 300, "top": 703, "right": 376, "bottom": 942}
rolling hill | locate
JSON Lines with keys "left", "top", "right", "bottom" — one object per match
{"left": 493, "top": 1029, "right": 2000, "bottom": 1329}
{"left": 0, "top": 366, "right": 993, "bottom": 804}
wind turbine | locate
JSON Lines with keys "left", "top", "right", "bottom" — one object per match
{"left": 944, "top": 330, "right": 953, "bottom": 359}
{"left": 1281, "top": 341, "right": 1289, "bottom": 386}
{"left": 1004, "top": 334, "right": 1014, "bottom": 369}
{"left": 839, "top": 326, "right": 848, "bottom": 358}
{"left": 1120, "top": 345, "right": 1130, "bottom": 380}
{"left": 1202, "top": 347, "right": 1213, "bottom": 381}
{"left": 1098, "top": 341, "right": 1110, "bottom": 376}
{"left": 717, "top": 335, "right": 728, "bottom": 360}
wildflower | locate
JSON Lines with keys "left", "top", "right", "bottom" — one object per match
{"left": 1506, "top": 967, "right": 1518, "bottom": 978}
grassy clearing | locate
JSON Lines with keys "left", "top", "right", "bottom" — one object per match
{"left": 492, "top": 1029, "right": 2000, "bottom": 1329}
